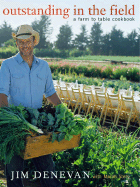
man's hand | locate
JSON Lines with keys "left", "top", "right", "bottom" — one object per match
{"left": 0, "top": 93, "right": 8, "bottom": 107}
{"left": 47, "top": 92, "right": 62, "bottom": 106}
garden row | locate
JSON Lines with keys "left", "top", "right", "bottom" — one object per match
{"left": 49, "top": 61, "right": 140, "bottom": 82}
{"left": 52, "top": 73, "right": 140, "bottom": 92}
{"left": 49, "top": 62, "right": 140, "bottom": 84}
{"left": 0, "top": 51, "right": 139, "bottom": 82}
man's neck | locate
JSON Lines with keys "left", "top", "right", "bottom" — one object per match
{"left": 20, "top": 53, "right": 34, "bottom": 66}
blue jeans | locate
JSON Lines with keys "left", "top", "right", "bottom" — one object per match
{"left": 5, "top": 154, "right": 62, "bottom": 187}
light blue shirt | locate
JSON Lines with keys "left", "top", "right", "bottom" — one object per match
{"left": 0, "top": 52, "right": 56, "bottom": 109}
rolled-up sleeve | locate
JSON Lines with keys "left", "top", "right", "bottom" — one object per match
{"left": 44, "top": 63, "right": 56, "bottom": 97}
{"left": 0, "top": 61, "right": 10, "bottom": 96}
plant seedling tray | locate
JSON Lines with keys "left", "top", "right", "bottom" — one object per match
{"left": 21, "top": 132, "right": 81, "bottom": 160}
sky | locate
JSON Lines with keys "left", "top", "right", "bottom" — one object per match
{"left": 0, "top": 0, "right": 139, "bottom": 42}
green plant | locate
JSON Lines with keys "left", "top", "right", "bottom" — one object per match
{"left": 0, "top": 104, "right": 42, "bottom": 164}
{"left": 48, "top": 61, "right": 140, "bottom": 82}
{"left": 0, "top": 180, "right": 6, "bottom": 187}
{"left": 38, "top": 103, "right": 87, "bottom": 142}
{"left": 53, "top": 118, "right": 140, "bottom": 187}
{"left": 52, "top": 73, "right": 140, "bottom": 92}
{"left": 0, "top": 46, "right": 18, "bottom": 58}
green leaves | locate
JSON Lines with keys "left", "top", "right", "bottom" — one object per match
{"left": 52, "top": 117, "right": 140, "bottom": 187}
{"left": 39, "top": 103, "right": 86, "bottom": 142}
{"left": 69, "top": 128, "right": 80, "bottom": 135}
{"left": 58, "top": 132, "right": 65, "bottom": 142}
{"left": 65, "top": 134, "right": 73, "bottom": 141}
{"left": 47, "top": 113, "right": 55, "bottom": 126}
{"left": 0, "top": 105, "right": 42, "bottom": 164}
{"left": 57, "top": 126, "right": 67, "bottom": 132}
{"left": 52, "top": 132, "right": 58, "bottom": 143}
{"left": 37, "top": 112, "right": 48, "bottom": 128}
{"left": 31, "top": 118, "right": 37, "bottom": 126}
{"left": 25, "top": 107, "right": 40, "bottom": 121}
{"left": 0, "top": 103, "right": 86, "bottom": 164}
{"left": 73, "top": 154, "right": 84, "bottom": 166}
{"left": 54, "top": 103, "right": 86, "bottom": 141}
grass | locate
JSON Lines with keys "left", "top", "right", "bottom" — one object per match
{"left": 66, "top": 55, "right": 140, "bottom": 62}
{"left": 0, "top": 55, "right": 140, "bottom": 64}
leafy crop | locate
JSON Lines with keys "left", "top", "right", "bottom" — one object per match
{"left": 49, "top": 61, "right": 140, "bottom": 82}
{"left": 0, "top": 104, "right": 40, "bottom": 164}
{"left": 25, "top": 103, "right": 87, "bottom": 142}
{"left": 53, "top": 118, "right": 140, "bottom": 187}
{"left": 52, "top": 73, "right": 140, "bottom": 92}
{"left": 43, "top": 103, "right": 86, "bottom": 142}
{"left": 0, "top": 103, "right": 86, "bottom": 163}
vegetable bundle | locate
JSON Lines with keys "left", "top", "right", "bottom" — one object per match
{"left": 24, "top": 103, "right": 87, "bottom": 142}
{"left": 0, "top": 103, "right": 86, "bottom": 164}
{"left": 40, "top": 103, "right": 86, "bottom": 142}
{"left": 0, "top": 105, "right": 40, "bottom": 164}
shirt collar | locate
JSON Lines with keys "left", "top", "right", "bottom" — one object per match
{"left": 15, "top": 52, "right": 39, "bottom": 64}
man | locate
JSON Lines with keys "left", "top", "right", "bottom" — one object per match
{"left": 0, "top": 25, "right": 62, "bottom": 187}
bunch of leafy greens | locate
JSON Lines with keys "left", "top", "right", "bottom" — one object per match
{"left": 0, "top": 103, "right": 86, "bottom": 163}
{"left": 38, "top": 103, "right": 87, "bottom": 143}
{"left": 24, "top": 103, "right": 87, "bottom": 143}
{"left": 0, "top": 104, "right": 41, "bottom": 164}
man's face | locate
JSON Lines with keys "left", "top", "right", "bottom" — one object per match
{"left": 16, "top": 36, "right": 34, "bottom": 56}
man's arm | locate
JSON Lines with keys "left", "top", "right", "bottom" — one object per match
{"left": 0, "top": 93, "right": 8, "bottom": 107}
{"left": 47, "top": 92, "right": 62, "bottom": 106}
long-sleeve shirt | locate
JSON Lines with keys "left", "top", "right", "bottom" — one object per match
{"left": 0, "top": 52, "right": 56, "bottom": 109}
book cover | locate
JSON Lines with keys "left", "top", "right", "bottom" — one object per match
{"left": 0, "top": 0, "right": 139, "bottom": 186}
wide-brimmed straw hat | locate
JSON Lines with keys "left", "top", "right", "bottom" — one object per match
{"left": 12, "top": 24, "right": 40, "bottom": 46}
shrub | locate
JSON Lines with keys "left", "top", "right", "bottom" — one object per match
{"left": 49, "top": 63, "right": 140, "bottom": 82}
{"left": 33, "top": 48, "right": 69, "bottom": 58}
{"left": 101, "top": 66, "right": 113, "bottom": 79}
{"left": 33, "top": 48, "right": 59, "bottom": 57}
{"left": 0, "top": 46, "right": 18, "bottom": 58}
{"left": 69, "top": 49, "right": 91, "bottom": 57}
{"left": 4, "top": 39, "right": 16, "bottom": 47}
{"left": 127, "top": 67, "right": 140, "bottom": 82}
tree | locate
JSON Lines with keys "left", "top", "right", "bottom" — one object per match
{"left": 89, "top": 22, "right": 103, "bottom": 55}
{"left": 137, "top": 28, "right": 140, "bottom": 56}
{"left": 31, "top": 15, "right": 52, "bottom": 49}
{"left": 4, "top": 39, "right": 16, "bottom": 47}
{"left": 100, "top": 33, "right": 111, "bottom": 55}
{"left": 110, "top": 25, "right": 124, "bottom": 55}
{"left": 0, "top": 21, "right": 13, "bottom": 46}
{"left": 126, "top": 29, "right": 139, "bottom": 56}
{"left": 55, "top": 23, "right": 73, "bottom": 50}
{"left": 73, "top": 25, "right": 89, "bottom": 50}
